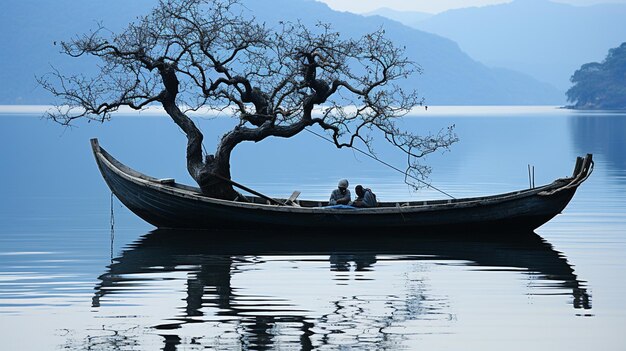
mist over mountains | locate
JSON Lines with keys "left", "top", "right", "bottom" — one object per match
{"left": 368, "top": 0, "right": 626, "bottom": 91}
{"left": 362, "top": 7, "right": 433, "bottom": 27}
{"left": 1, "top": 0, "right": 563, "bottom": 105}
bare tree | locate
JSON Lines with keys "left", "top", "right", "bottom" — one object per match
{"left": 40, "top": 0, "right": 457, "bottom": 200}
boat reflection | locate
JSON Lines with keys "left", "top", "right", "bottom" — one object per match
{"left": 92, "top": 229, "right": 591, "bottom": 350}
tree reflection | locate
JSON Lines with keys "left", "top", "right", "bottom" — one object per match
{"left": 570, "top": 113, "right": 626, "bottom": 174}
{"left": 87, "top": 229, "right": 590, "bottom": 350}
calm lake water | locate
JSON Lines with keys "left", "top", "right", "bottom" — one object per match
{"left": 1, "top": 106, "right": 625, "bottom": 350}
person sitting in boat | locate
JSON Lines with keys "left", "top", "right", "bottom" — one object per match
{"left": 329, "top": 179, "right": 351, "bottom": 205}
{"left": 352, "top": 185, "right": 377, "bottom": 208}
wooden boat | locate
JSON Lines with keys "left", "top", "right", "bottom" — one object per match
{"left": 91, "top": 138, "right": 593, "bottom": 231}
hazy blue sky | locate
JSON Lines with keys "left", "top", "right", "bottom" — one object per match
{"left": 317, "top": 0, "right": 626, "bottom": 13}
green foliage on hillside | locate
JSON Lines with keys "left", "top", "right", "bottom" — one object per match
{"left": 567, "top": 43, "right": 626, "bottom": 109}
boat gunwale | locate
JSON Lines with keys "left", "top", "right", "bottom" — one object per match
{"left": 92, "top": 139, "right": 582, "bottom": 215}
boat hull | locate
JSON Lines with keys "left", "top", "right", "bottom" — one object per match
{"left": 92, "top": 139, "right": 591, "bottom": 232}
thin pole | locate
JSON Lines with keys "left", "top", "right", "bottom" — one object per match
{"left": 211, "top": 173, "right": 286, "bottom": 206}
{"left": 528, "top": 164, "right": 532, "bottom": 189}
{"left": 304, "top": 128, "right": 455, "bottom": 199}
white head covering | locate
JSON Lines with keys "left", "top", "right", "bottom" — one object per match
{"left": 338, "top": 179, "right": 349, "bottom": 188}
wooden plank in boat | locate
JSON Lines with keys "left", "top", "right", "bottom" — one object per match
{"left": 158, "top": 178, "right": 175, "bottom": 185}
{"left": 285, "top": 191, "right": 301, "bottom": 207}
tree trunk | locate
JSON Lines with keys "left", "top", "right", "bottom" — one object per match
{"left": 159, "top": 65, "right": 239, "bottom": 200}
{"left": 198, "top": 155, "right": 240, "bottom": 200}
{"left": 197, "top": 129, "right": 242, "bottom": 200}
{"left": 165, "top": 103, "right": 239, "bottom": 200}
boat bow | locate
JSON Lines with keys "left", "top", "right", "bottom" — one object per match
{"left": 90, "top": 138, "right": 592, "bottom": 231}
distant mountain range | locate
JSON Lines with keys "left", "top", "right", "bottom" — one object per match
{"left": 362, "top": 7, "right": 433, "bottom": 27}
{"left": 0, "top": 0, "right": 155, "bottom": 105}
{"left": 0, "top": 0, "right": 563, "bottom": 105}
{"left": 367, "top": 0, "right": 626, "bottom": 91}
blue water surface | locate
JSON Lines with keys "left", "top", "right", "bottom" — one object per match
{"left": 0, "top": 106, "right": 625, "bottom": 350}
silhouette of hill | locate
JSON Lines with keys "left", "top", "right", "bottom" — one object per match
{"left": 404, "top": 0, "right": 626, "bottom": 91}
{"left": 567, "top": 42, "right": 626, "bottom": 109}
{"left": 364, "top": 7, "right": 433, "bottom": 27}
{"left": 0, "top": 0, "right": 562, "bottom": 105}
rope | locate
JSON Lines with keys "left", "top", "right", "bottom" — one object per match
{"left": 304, "top": 128, "right": 456, "bottom": 199}
{"left": 110, "top": 192, "right": 115, "bottom": 263}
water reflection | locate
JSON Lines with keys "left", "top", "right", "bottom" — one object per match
{"left": 89, "top": 229, "right": 591, "bottom": 350}
{"left": 570, "top": 113, "right": 626, "bottom": 173}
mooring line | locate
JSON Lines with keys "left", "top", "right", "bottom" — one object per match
{"left": 110, "top": 192, "right": 115, "bottom": 262}
{"left": 304, "top": 128, "right": 455, "bottom": 199}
